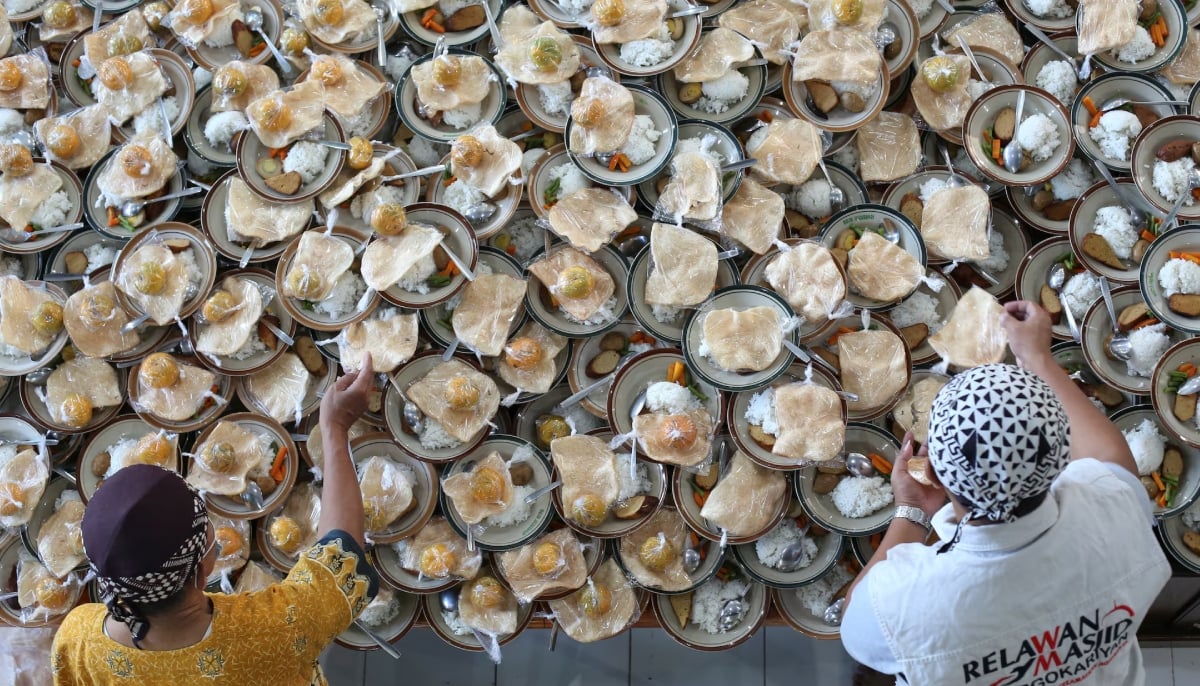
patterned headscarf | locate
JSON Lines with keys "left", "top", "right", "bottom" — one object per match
{"left": 927, "top": 364, "right": 1070, "bottom": 552}
{"left": 82, "top": 465, "right": 210, "bottom": 648}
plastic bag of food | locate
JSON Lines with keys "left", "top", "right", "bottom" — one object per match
{"left": 0, "top": 52, "right": 51, "bottom": 110}
{"left": 765, "top": 241, "right": 852, "bottom": 323}
{"left": 720, "top": 178, "right": 786, "bottom": 255}
{"left": 751, "top": 364, "right": 848, "bottom": 465}
{"left": 496, "top": 528, "right": 589, "bottom": 603}
{"left": 699, "top": 451, "right": 788, "bottom": 538}
{"left": 892, "top": 374, "right": 950, "bottom": 445}
{"left": 406, "top": 359, "right": 501, "bottom": 443}
{"left": 337, "top": 308, "right": 418, "bottom": 374}
{"left": 358, "top": 454, "right": 416, "bottom": 537}
{"left": 494, "top": 8, "right": 581, "bottom": 87}
{"left": 543, "top": 187, "right": 637, "bottom": 253}
{"left": 789, "top": 29, "right": 881, "bottom": 86}
{"left": 911, "top": 53, "right": 973, "bottom": 132}
{"left": 82, "top": 9, "right": 152, "bottom": 69}
{"left": 940, "top": 6, "right": 1024, "bottom": 65}
{"left": 0, "top": 444, "right": 49, "bottom": 531}
{"left": 187, "top": 419, "right": 270, "bottom": 496}
{"left": 856, "top": 112, "right": 922, "bottom": 183}
{"left": 450, "top": 124, "right": 524, "bottom": 198}
{"left": 41, "top": 356, "right": 121, "bottom": 429}
{"left": 921, "top": 184, "right": 991, "bottom": 262}
{"left": 547, "top": 558, "right": 640, "bottom": 643}
{"left": 928, "top": 286, "right": 1009, "bottom": 369}
{"left": 456, "top": 574, "right": 519, "bottom": 663}
{"left": 450, "top": 274, "right": 527, "bottom": 358}
{"left": 655, "top": 135, "right": 725, "bottom": 224}
{"left": 1164, "top": 28, "right": 1200, "bottom": 85}
{"left": 398, "top": 516, "right": 484, "bottom": 581}
{"left": 644, "top": 223, "right": 718, "bottom": 310}
{"left": 16, "top": 551, "right": 82, "bottom": 623}
{"left": 295, "top": 0, "right": 375, "bottom": 45}
{"left": 627, "top": 381, "right": 716, "bottom": 468}
{"left": 618, "top": 508, "right": 693, "bottom": 592}
{"left": 567, "top": 76, "right": 636, "bottom": 157}
{"left": 36, "top": 489, "right": 87, "bottom": 579}
{"left": 0, "top": 148, "right": 68, "bottom": 243}
{"left": 806, "top": 0, "right": 886, "bottom": 33}
{"left": 442, "top": 451, "right": 515, "bottom": 526}
{"left": 265, "top": 482, "right": 322, "bottom": 559}
{"left": 208, "top": 514, "right": 251, "bottom": 593}
{"left": 0, "top": 277, "right": 66, "bottom": 358}
{"left": 234, "top": 560, "right": 283, "bottom": 594}
{"left": 112, "top": 237, "right": 195, "bottom": 328}
{"left": 211, "top": 61, "right": 281, "bottom": 113}
{"left": 746, "top": 118, "right": 823, "bottom": 186}
{"left": 133, "top": 352, "right": 222, "bottom": 423}
{"left": 410, "top": 52, "right": 497, "bottom": 115}
{"left": 697, "top": 303, "right": 798, "bottom": 373}
{"left": 244, "top": 79, "right": 326, "bottom": 149}
{"left": 162, "top": 0, "right": 242, "bottom": 50}
{"left": 554, "top": 434, "right": 622, "bottom": 529}
{"left": 497, "top": 323, "right": 568, "bottom": 403}
{"left": 674, "top": 27, "right": 755, "bottom": 83}
{"left": 1076, "top": 0, "right": 1138, "bottom": 55}
{"left": 838, "top": 323, "right": 909, "bottom": 414}
{"left": 717, "top": 0, "right": 804, "bottom": 65}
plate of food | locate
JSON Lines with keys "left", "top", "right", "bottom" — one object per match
{"left": 296, "top": 56, "right": 390, "bottom": 141}
{"left": 674, "top": 439, "right": 790, "bottom": 544}
{"left": 1068, "top": 176, "right": 1160, "bottom": 285}
{"left": 817, "top": 204, "right": 927, "bottom": 311}
{"left": 439, "top": 435, "right": 557, "bottom": 552}
{"left": 728, "top": 359, "right": 848, "bottom": 472}
{"left": 738, "top": 240, "right": 848, "bottom": 344}
{"left": 179, "top": 0, "right": 285, "bottom": 70}
{"left": 526, "top": 144, "right": 637, "bottom": 220}
{"left": 514, "top": 34, "right": 619, "bottom": 134}
{"left": 298, "top": 0, "right": 400, "bottom": 54}
{"left": 1020, "top": 34, "right": 1080, "bottom": 108}
{"left": 420, "top": 245, "right": 527, "bottom": 349}
{"left": 423, "top": 570, "right": 536, "bottom": 651}
{"left": 590, "top": 0, "right": 703, "bottom": 78}
{"left": 1049, "top": 340, "right": 1132, "bottom": 416}
{"left": 395, "top": 49, "right": 507, "bottom": 144}
{"left": 1111, "top": 404, "right": 1200, "bottom": 518}
{"left": 732, "top": 504, "right": 845, "bottom": 589}
{"left": 21, "top": 477, "right": 88, "bottom": 578}
{"left": 636, "top": 119, "right": 744, "bottom": 220}
{"left": 795, "top": 422, "right": 899, "bottom": 536}
{"left": 397, "top": 0, "right": 501, "bottom": 47}
{"left": 426, "top": 148, "right": 523, "bottom": 242}
{"left": 256, "top": 482, "right": 323, "bottom": 573}
{"left": 566, "top": 321, "right": 662, "bottom": 418}
{"left": 1138, "top": 224, "right": 1200, "bottom": 334}
{"left": 368, "top": 202, "right": 479, "bottom": 310}
{"left": 186, "top": 411, "right": 299, "bottom": 519}
{"left": 1131, "top": 115, "right": 1200, "bottom": 225}
{"left": 110, "top": 222, "right": 217, "bottom": 328}
{"left": 512, "top": 386, "right": 607, "bottom": 451}
{"left": 1014, "top": 235, "right": 1092, "bottom": 341}
{"left": 20, "top": 354, "right": 126, "bottom": 434}
{"left": 201, "top": 169, "right": 313, "bottom": 266}
{"left": 613, "top": 505, "right": 722, "bottom": 593}
{"left": 680, "top": 285, "right": 797, "bottom": 392}
{"left": 0, "top": 278, "right": 70, "bottom": 378}
{"left": 1006, "top": 0, "right": 1076, "bottom": 32}
{"left": 75, "top": 415, "right": 179, "bottom": 500}
{"left": 1075, "top": 74, "right": 1178, "bottom": 175}
{"left": 1086, "top": 0, "right": 1186, "bottom": 74}
{"left": 313, "top": 144, "right": 425, "bottom": 236}
{"left": 493, "top": 526, "right": 605, "bottom": 602}
{"left": 127, "top": 350, "right": 236, "bottom": 433}
{"left": 565, "top": 81, "right": 677, "bottom": 188}
{"left": 83, "top": 143, "right": 188, "bottom": 239}
{"left": 186, "top": 269, "right": 297, "bottom": 376}
{"left": 350, "top": 432, "right": 439, "bottom": 544}
{"left": 107, "top": 49, "right": 196, "bottom": 144}
{"left": 373, "top": 515, "right": 483, "bottom": 594}
{"left": 963, "top": 85, "right": 1074, "bottom": 186}
{"left": 1159, "top": 508, "right": 1200, "bottom": 574}
{"left": 546, "top": 557, "right": 648, "bottom": 643}
{"left": 0, "top": 158, "right": 84, "bottom": 257}
{"left": 654, "top": 561, "right": 767, "bottom": 650}
{"left": 782, "top": 44, "right": 890, "bottom": 134}
{"left": 884, "top": 270, "right": 961, "bottom": 367}
{"left": 771, "top": 556, "right": 860, "bottom": 638}
{"left": 1081, "top": 285, "right": 1179, "bottom": 396}
{"left": 806, "top": 311, "right": 912, "bottom": 421}
{"left": 655, "top": 28, "right": 769, "bottom": 125}
{"left": 236, "top": 349, "right": 336, "bottom": 427}
{"left": 549, "top": 429, "right": 668, "bottom": 539}
{"left": 524, "top": 242, "right": 629, "bottom": 338}
{"left": 0, "top": 536, "right": 85, "bottom": 628}
{"left": 382, "top": 350, "right": 499, "bottom": 463}
{"left": 236, "top": 111, "right": 347, "bottom": 203}
{"left": 276, "top": 226, "right": 378, "bottom": 332}
{"left": 335, "top": 579, "right": 422, "bottom": 651}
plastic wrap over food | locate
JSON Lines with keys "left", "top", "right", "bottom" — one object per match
{"left": 64, "top": 281, "right": 140, "bottom": 358}
{"left": 674, "top": 27, "right": 756, "bottom": 83}
{"left": 920, "top": 185, "right": 991, "bottom": 262}
{"left": 0, "top": 276, "right": 64, "bottom": 356}
{"left": 16, "top": 551, "right": 81, "bottom": 623}
{"left": 928, "top": 286, "right": 1009, "bottom": 369}
{"left": 458, "top": 574, "right": 520, "bottom": 636}
{"left": 35, "top": 489, "right": 86, "bottom": 578}
{"left": 789, "top": 29, "right": 881, "bottom": 86}
{"left": 892, "top": 375, "right": 948, "bottom": 445}
{"left": 211, "top": 62, "right": 280, "bottom": 113}
{"left": 633, "top": 407, "right": 715, "bottom": 468}
{"left": 701, "top": 306, "right": 790, "bottom": 373}
{"left": 82, "top": 8, "right": 152, "bottom": 67}
{"left": 807, "top": 0, "right": 886, "bottom": 34}
{"left": 772, "top": 379, "right": 846, "bottom": 464}
{"left": 553, "top": 434, "right": 621, "bottom": 524}
{"left": 838, "top": 328, "right": 908, "bottom": 413}
{"left": 699, "top": 451, "right": 788, "bottom": 537}
{"left": 305, "top": 418, "right": 373, "bottom": 478}
{"left": 1164, "top": 28, "right": 1200, "bottom": 85}
{"left": 586, "top": 0, "right": 668, "bottom": 44}
{"left": 399, "top": 516, "right": 484, "bottom": 581}
{"left": 0, "top": 160, "right": 65, "bottom": 239}
{"left": 941, "top": 10, "right": 1024, "bottom": 65}
{"left": 846, "top": 231, "right": 925, "bottom": 303}
{"left": 720, "top": 178, "right": 784, "bottom": 255}
{"left": 310, "top": 54, "right": 386, "bottom": 122}
{"left": 452, "top": 125, "right": 524, "bottom": 198}
{"left": 195, "top": 276, "right": 263, "bottom": 357}
{"left": 114, "top": 240, "right": 192, "bottom": 327}
{"left": 645, "top": 223, "right": 718, "bottom": 308}
{"left": 134, "top": 356, "right": 218, "bottom": 423}
{"left": 765, "top": 242, "right": 849, "bottom": 322}
{"left": 546, "top": 188, "right": 637, "bottom": 253}
{"left": 44, "top": 356, "right": 122, "bottom": 426}
{"left": 618, "top": 508, "right": 692, "bottom": 592}
{"left": 163, "top": 0, "right": 241, "bottom": 49}
{"left": 357, "top": 454, "right": 415, "bottom": 536}
{"left": 746, "top": 119, "right": 823, "bottom": 185}
{"left": 245, "top": 352, "right": 312, "bottom": 426}
{"left": 266, "top": 482, "right": 321, "bottom": 557}
{"left": 234, "top": 560, "right": 283, "bottom": 594}
{"left": 208, "top": 514, "right": 251, "bottom": 588}
{"left": 856, "top": 112, "right": 922, "bottom": 183}
{"left": 38, "top": 2, "right": 94, "bottom": 42}
{"left": 911, "top": 55, "right": 972, "bottom": 132}
{"left": 91, "top": 52, "right": 169, "bottom": 126}
{"left": 494, "top": 12, "right": 581, "bottom": 86}
{"left": 443, "top": 452, "right": 514, "bottom": 525}
{"left": 528, "top": 247, "right": 617, "bottom": 323}
{"left": 497, "top": 322, "right": 568, "bottom": 397}
{"left": 283, "top": 231, "right": 355, "bottom": 302}
{"left": 187, "top": 420, "right": 267, "bottom": 496}
{"left": 451, "top": 274, "right": 527, "bottom": 358}
{"left": 0, "top": 52, "right": 51, "bottom": 110}
{"left": 296, "top": 0, "right": 375, "bottom": 45}
{"left": 567, "top": 77, "right": 635, "bottom": 156}
{"left": 226, "top": 177, "right": 312, "bottom": 244}
{"left": 1077, "top": 0, "right": 1139, "bottom": 55}
{"left": 410, "top": 54, "right": 494, "bottom": 113}
{"left": 339, "top": 309, "right": 418, "bottom": 373}
{"left": 244, "top": 79, "right": 326, "bottom": 149}
{"left": 0, "top": 445, "right": 48, "bottom": 530}
{"left": 34, "top": 104, "right": 112, "bottom": 170}
{"left": 361, "top": 222, "right": 443, "bottom": 293}
{"left": 547, "top": 559, "right": 640, "bottom": 643}
{"left": 496, "top": 528, "right": 589, "bottom": 603}
{"left": 656, "top": 139, "right": 724, "bottom": 224}
{"left": 406, "top": 360, "right": 501, "bottom": 443}
{"left": 717, "top": 0, "right": 804, "bottom": 65}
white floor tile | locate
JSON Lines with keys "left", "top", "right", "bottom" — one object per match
{"left": 497, "top": 629, "right": 630, "bottom": 686}
{"left": 319, "top": 645, "right": 365, "bottom": 686}
{"left": 1172, "top": 643, "right": 1200, "bottom": 683}
{"left": 368, "top": 629, "right": 496, "bottom": 686}
{"left": 764, "top": 628, "right": 857, "bottom": 686}
{"left": 1143, "top": 645, "right": 1174, "bottom": 686}
{"left": 630, "top": 627, "right": 764, "bottom": 684}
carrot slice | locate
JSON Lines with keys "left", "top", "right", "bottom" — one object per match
{"left": 270, "top": 445, "right": 288, "bottom": 482}
{"left": 1153, "top": 471, "right": 1165, "bottom": 493}
{"left": 1141, "top": 230, "right": 1157, "bottom": 242}
{"left": 1082, "top": 96, "right": 1098, "bottom": 117}
{"left": 868, "top": 453, "right": 892, "bottom": 475}
{"left": 991, "top": 138, "right": 1001, "bottom": 163}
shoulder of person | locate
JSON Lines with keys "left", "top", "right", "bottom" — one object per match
{"left": 1055, "top": 458, "right": 1140, "bottom": 493}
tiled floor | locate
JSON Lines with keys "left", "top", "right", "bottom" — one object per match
{"left": 318, "top": 631, "right": 1200, "bottom": 686}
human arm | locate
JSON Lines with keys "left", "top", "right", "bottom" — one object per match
{"left": 316, "top": 353, "right": 374, "bottom": 548}
{"left": 1002, "top": 301, "right": 1138, "bottom": 476}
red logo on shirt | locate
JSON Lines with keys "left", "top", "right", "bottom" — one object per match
{"left": 962, "top": 604, "right": 1135, "bottom": 686}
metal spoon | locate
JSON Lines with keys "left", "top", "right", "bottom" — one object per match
{"left": 824, "top": 597, "right": 846, "bottom": 626}
{"left": 244, "top": 7, "right": 293, "bottom": 75}
{"left": 1002, "top": 89, "right": 1026, "bottom": 174}
{"left": 627, "top": 390, "right": 647, "bottom": 481}
{"left": 934, "top": 0, "right": 954, "bottom": 14}
{"left": 1178, "top": 375, "right": 1200, "bottom": 396}
{"left": 353, "top": 619, "right": 402, "bottom": 658}
{"left": 844, "top": 452, "right": 877, "bottom": 478}
{"left": 437, "top": 589, "right": 491, "bottom": 649}
{"left": 1, "top": 222, "right": 84, "bottom": 243}
{"left": 1099, "top": 278, "right": 1131, "bottom": 361}
{"left": 1099, "top": 97, "right": 1187, "bottom": 112}
{"left": 1090, "top": 158, "right": 1147, "bottom": 227}
{"left": 616, "top": 234, "right": 647, "bottom": 258}
{"left": 666, "top": 4, "right": 706, "bottom": 19}
{"left": 92, "top": 0, "right": 102, "bottom": 33}
{"left": 24, "top": 367, "right": 53, "bottom": 385}
{"left": 815, "top": 159, "right": 846, "bottom": 212}
{"left": 241, "top": 481, "right": 265, "bottom": 510}
{"left": 1160, "top": 169, "right": 1200, "bottom": 232}
{"left": 1023, "top": 24, "right": 1079, "bottom": 71}
{"left": 477, "top": 0, "right": 504, "bottom": 51}
{"left": 956, "top": 37, "right": 991, "bottom": 87}
{"left": 782, "top": 340, "right": 839, "bottom": 378}
{"left": 441, "top": 242, "right": 476, "bottom": 281}
{"left": 386, "top": 374, "right": 424, "bottom": 434}
{"left": 775, "top": 542, "right": 812, "bottom": 573}
{"left": 940, "top": 146, "right": 969, "bottom": 188}
{"left": 719, "top": 158, "right": 757, "bottom": 174}
{"left": 121, "top": 312, "right": 152, "bottom": 334}
{"left": 717, "top": 598, "right": 747, "bottom": 631}
{"left": 119, "top": 187, "right": 203, "bottom": 217}
{"left": 681, "top": 547, "right": 701, "bottom": 573}
{"left": 558, "top": 373, "right": 616, "bottom": 409}
{"left": 380, "top": 164, "right": 447, "bottom": 182}
{"left": 523, "top": 480, "right": 561, "bottom": 504}
{"left": 876, "top": 21, "right": 898, "bottom": 49}
{"left": 313, "top": 139, "right": 352, "bottom": 151}
{"left": 1046, "top": 262, "right": 1081, "bottom": 343}
{"left": 372, "top": 4, "right": 388, "bottom": 67}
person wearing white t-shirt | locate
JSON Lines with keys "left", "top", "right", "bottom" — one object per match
{"left": 839, "top": 300, "right": 1171, "bottom": 686}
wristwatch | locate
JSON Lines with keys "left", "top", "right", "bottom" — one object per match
{"left": 894, "top": 505, "right": 932, "bottom": 534}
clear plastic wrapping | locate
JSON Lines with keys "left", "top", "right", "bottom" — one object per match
{"left": 911, "top": 55, "right": 973, "bottom": 132}
{"left": 545, "top": 188, "right": 638, "bottom": 253}
{"left": 452, "top": 125, "right": 524, "bottom": 198}
{"left": 928, "top": 286, "right": 1009, "bottom": 369}
{"left": 856, "top": 112, "right": 922, "bottom": 183}
{"left": 720, "top": 178, "right": 785, "bottom": 256}
{"left": 567, "top": 77, "right": 635, "bottom": 156}
{"left": 892, "top": 375, "right": 949, "bottom": 445}
{"left": 746, "top": 119, "right": 823, "bottom": 186}
{"left": 771, "top": 374, "right": 847, "bottom": 464}
{"left": 34, "top": 104, "right": 112, "bottom": 170}
{"left": 361, "top": 222, "right": 443, "bottom": 293}
{"left": 494, "top": 12, "right": 581, "bottom": 86}
{"left": 497, "top": 322, "right": 568, "bottom": 396}
{"left": 632, "top": 407, "right": 715, "bottom": 468}
{"left": 457, "top": 574, "right": 520, "bottom": 636}
{"left": 312, "top": 54, "right": 386, "bottom": 122}
{"left": 406, "top": 360, "right": 501, "bottom": 443}
{"left": 358, "top": 454, "right": 415, "bottom": 535}
{"left": 0, "top": 277, "right": 63, "bottom": 356}
{"left": 547, "top": 558, "right": 640, "bottom": 643}
{"left": 496, "top": 528, "right": 589, "bottom": 603}
{"left": 267, "top": 482, "right": 322, "bottom": 557}
{"left": 399, "top": 516, "right": 484, "bottom": 581}
{"left": 40, "top": 3, "right": 96, "bottom": 42}
{"left": 0, "top": 52, "right": 51, "bottom": 110}
{"left": 552, "top": 434, "right": 622, "bottom": 526}
{"left": 134, "top": 355, "right": 218, "bottom": 423}
{"left": 674, "top": 27, "right": 755, "bottom": 83}
{"left": 15, "top": 551, "right": 81, "bottom": 623}
{"left": 807, "top": 0, "right": 887, "bottom": 33}
{"left": 45, "top": 357, "right": 121, "bottom": 427}
{"left": 115, "top": 240, "right": 191, "bottom": 327}
{"left": 617, "top": 508, "right": 692, "bottom": 592}
{"left": 339, "top": 308, "right": 419, "bottom": 373}
{"left": 295, "top": 0, "right": 376, "bottom": 45}
{"left": 246, "top": 352, "right": 312, "bottom": 425}
{"left": 1164, "top": 28, "right": 1200, "bottom": 85}
{"left": 941, "top": 9, "right": 1025, "bottom": 65}
{"left": 920, "top": 185, "right": 991, "bottom": 262}
{"left": 91, "top": 51, "right": 168, "bottom": 126}
{"left": 211, "top": 62, "right": 280, "bottom": 113}
{"left": 837, "top": 327, "right": 909, "bottom": 413}
{"left": 846, "top": 231, "right": 924, "bottom": 303}
{"left": 443, "top": 451, "right": 515, "bottom": 526}
{"left": 186, "top": 420, "right": 266, "bottom": 496}
{"left": 527, "top": 247, "right": 617, "bottom": 323}
{"left": 411, "top": 54, "right": 494, "bottom": 113}
{"left": 163, "top": 0, "right": 242, "bottom": 48}
{"left": 36, "top": 489, "right": 86, "bottom": 578}
{"left": 765, "top": 241, "right": 849, "bottom": 323}
{"left": 64, "top": 281, "right": 139, "bottom": 358}
{"left": 208, "top": 515, "right": 251, "bottom": 592}
{"left": 82, "top": 9, "right": 152, "bottom": 66}
{"left": 700, "top": 305, "right": 788, "bottom": 373}
{"left": 656, "top": 137, "right": 724, "bottom": 224}
{"left": 451, "top": 274, "right": 527, "bottom": 358}
{"left": 586, "top": 0, "right": 668, "bottom": 44}
{"left": 699, "top": 451, "right": 788, "bottom": 537}
{"left": 789, "top": 29, "right": 881, "bottom": 86}
{"left": 0, "top": 445, "right": 49, "bottom": 530}
{"left": 195, "top": 276, "right": 263, "bottom": 357}
{"left": 226, "top": 177, "right": 312, "bottom": 244}
{"left": 0, "top": 159, "right": 65, "bottom": 236}
{"left": 96, "top": 132, "right": 179, "bottom": 202}
{"left": 717, "top": 0, "right": 803, "bottom": 65}
{"left": 645, "top": 223, "right": 719, "bottom": 308}
{"left": 234, "top": 560, "right": 283, "bottom": 593}
{"left": 283, "top": 231, "right": 355, "bottom": 302}
{"left": 245, "top": 79, "right": 326, "bottom": 149}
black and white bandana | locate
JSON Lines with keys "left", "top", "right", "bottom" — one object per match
{"left": 927, "top": 364, "right": 1069, "bottom": 551}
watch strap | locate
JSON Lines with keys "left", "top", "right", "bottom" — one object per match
{"left": 894, "top": 505, "right": 932, "bottom": 533}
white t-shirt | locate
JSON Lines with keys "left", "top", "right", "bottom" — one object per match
{"left": 841, "top": 459, "right": 1171, "bottom": 686}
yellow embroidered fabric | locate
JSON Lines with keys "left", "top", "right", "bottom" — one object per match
{"left": 51, "top": 536, "right": 374, "bottom": 686}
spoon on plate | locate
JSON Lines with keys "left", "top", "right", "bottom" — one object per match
{"left": 439, "top": 590, "right": 493, "bottom": 649}
{"left": 354, "top": 619, "right": 403, "bottom": 659}
{"left": 718, "top": 598, "right": 747, "bottom": 631}
{"left": 523, "top": 480, "right": 561, "bottom": 504}
{"left": 119, "top": 187, "right": 203, "bottom": 218}
{"left": 241, "top": 481, "right": 265, "bottom": 510}
{"left": 666, "top": 4, "right": 706, "bottom": 19}
{"left": 844, "top": 452, "right": 877, "bottom": 478}
{"left": 1, "top": 222, "right": 84, "bottom": 243}
{"left": 1002, "top": 89, "right": 1026, "bottom": 174}
{"left": 955, "top": 37, "right": 992, "bottom": 88}
{"left": 1046, "top": 262, "right": 1081, "bottom": 343}
{"left": 627, "top": 390, "right": 647, "bottom": 481}
{"left": 1160, "top": 169, "right": 1200, "bottom": 232}
{"left": 1099, "top": 278, "right": 1132, "bottom": 362}
{"left": 1090, "top": 158, "right": 1147, "bottom": 228}
{"left": 244, "top": 7, "right": 293, "bottom": 75}
{"left": 380, "top": 164, "right": 447, "bottom": 183}
{"left": 385, "top": 374, "right": 424, "bottom": 434}
{"left": 814, "top": 158, "right": 846, "bottom": 213}
{"left": 372, "top": 4, "right": 389, "bottom": 67}
{"left": 1099, "top": 97, "right": 1187, "bottom": 112}
{"left": 1023, "top": 24, "right": 1081, "bottom": 74}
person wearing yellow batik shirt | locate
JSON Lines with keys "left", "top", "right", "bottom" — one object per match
{"left": 52, "top": 355, "right": 381, "bottom": 686}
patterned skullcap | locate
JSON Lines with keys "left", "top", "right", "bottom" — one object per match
{"left": 82, "top": 465, "right": 209, "bottom": 647}
{"left": 927, "top": 364, "right": 1069, "bottom": 551}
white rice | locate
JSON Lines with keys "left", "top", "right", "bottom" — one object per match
{"left": 651, "top": 303, "right": 683, "bottom": 324}
{"left": 482, "top": 484, "right": 535, "bottom": 528}
{"left": 1089, "top": 111, "right": 1142, "bottom": 161}
{"left": 829, "top": 475, "right": 893, "bottom": 518}
{"left": 85, "top": 243, "right": 117, "bottom": 273}
{"left": 537, "top": 80, "right": 575, "bottom": 117}
{"left": 690, "top": 576, "right": 751, "bottom": 634}
{"left": 443, "top": 180, "right": 488, "bottom": 218}
{"left": 1183, "top": 498, "right": 1200, "bottom": 531}
{"left": 919, "top": 178, "right": 950, "bottom": 204}
{"left": 696, "top": 71, "right": 750, "bottom": 114}
{"left": 0, "top": 109, "right": 26, "bottom": 138}
{"left": 906, "top": 0, "right": 932, "bottom": 18}
{"left": 830, "top": 143, "right": 859, "bottom": 173}
{"left": 29, "top": 190, "right": 71, "bottom": 229}
{"left": 976, "top": 228, "right": 1010, "bottom": 273}
{"left": 282, "top": 141, "right": 329, "bottom": 185}
{"left": 619, "top": 26, "right": 675, "bottom": 68}
{"left": 966, "top": 79, "right": 992, "bottom": 102}
{"left": 313, "top": 271, "right": 367, "bottom": 318}
{"left": 0, "top": 340, "right": 30, "bottom": 360}
{"left": 521, "top": 148, "right": 547, "bottom": 176}
{"left": 756, "top": 519, "right": 817, "bottom": 570}
{"left": 1025, "top": 0, "right": 1072, "bottom": 18}
{"left": 193, "top": 67, "right": 213, "bottom": 90}
{"left": 442, "top": 608, "right": 474, "bottom": 636}
{"left": 54, "top": 489, "right": 81, "bottom": 513}
{"left": 350, "top": 185, "right": 406, "bottom": 221}
{"left": 3, "top": 0, "right": 42, "bottom": 14}
{"left": 419, "top": 418, "right": 462, "bottom": 450}
{"left": 132, "top": 96, "right": 180, "bottom": 137}
{"left": 0, "top": 256, "right": 22, "bottom": 278}
{"left": 438, "top": 0, "right": 474, "bottom": 16}
{"left": 676, "top": 136, "right": 725, "bottom": 167}
{"left": 396, "top": 253, "right": 437, "bottom": 294}
{"left": 746, "top": 127, "right": 768, "bottom": 156}
{"left": 795, "top": 565, "right": 854, "bottom": 617}
{"left": 386, "top": 46, "right": 419, "bottom": 83}
{"left": 889, "top": 291, "right": 944, "bottom": 334}
{"left": 614, "top": 452, "right": 652, "bottom": 502}
{"left": 744, "top": 387, "right": 780, "bottom": 436}
{"left": 1154, "top": 158, "right": 1198, "bottom": 206}
{"left": 547, "top": 163, "right": 591, "bottom": 199}
{"left": 1036, "top": 60, "right": 1078, "bottom": 104}
{"left": 1049, "top": 158, "right": 1094, "bottom": 201}
{"left": 1061, "top": 272, "right": 1100, "bottom": 320}
{"left": 228, "top": 326, "right": 268, "bottom": 361}
{"left": 552, "top": 0, "right": 593, "bottom": 12}
{"left": 338, "top": 106, "right": 378, "bottom": 139}
{"left": 786, "top": 179, "right": 833, "bottom": 218}
{"left": 103, "top": 437, "right": 139, "bottom": 479}
{"left": 619, "top": 114, "right": 662, "bottom": 166}
{"left": 1092, "top": 205, "right": 1138, "bottom": 260}
{"left": 1115, "top": 26, "right": 1156, "bottom": 64}
{"left": 1016, "top": 113, "right": 1061, "bottom": 163}
{"left": 645, "top": 380, "right": 702, "bottom": 414}
{"left": 831, "top": 80, "right": 879, "bottom": 104}
{"left": 562, "top": 295, "right": 618, "bottom": 326}
{"left": 178, "top": 248, "right": 203, "bottom": 289}
{"left": 359, "top": 586, "right": 400, "bottom": 627}
{"left": 1125, "top": 323, "right": 1170, "bottom": 378}
{"left": 564, "top": 402, "right": 603, "bottom": 435}
{"left": 405, "top": 137, "right": 448, "bottom": 168}
{"left": 443, "top": 103, "right": 483, "bottom": 130}
{"left": 505, "top": 215, "right": 544, "bottom": 262}
{"left": 1159, "top": 257, "right": 1200, "bottom": 296}
{"left": 1122, "top": 418, "right": 1165, "bottom": 476}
